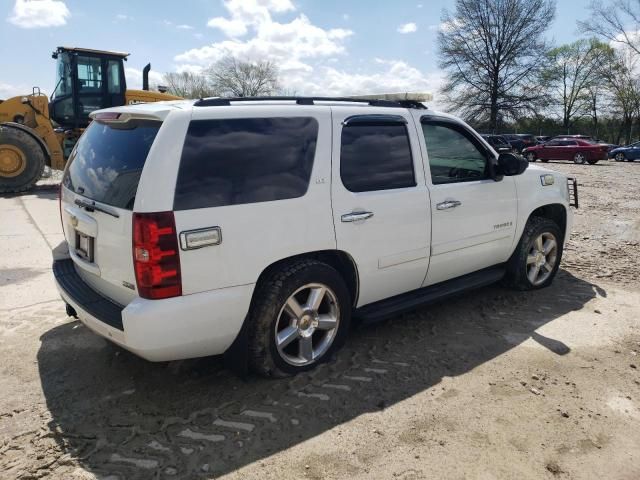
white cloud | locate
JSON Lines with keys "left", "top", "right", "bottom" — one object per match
{"left": 0, "top": 82, "right": 29, "bottom": 99}
{"left": 177, "top": 10, "right": 352, "bottom": 69}
{"left": 115, "top": 14, "right": 132, "bottom": 21}
{"left": 7, "top": 0, "right": 70, "bottom": 28}
{"left": 207, "top": 0, "right": 295, "bottom": 37}
{"left": 342, "top": 13, "right": 349, "bottom": 21}
{"left": 398, "top": 22, "right": 417, "bottom": 34}
{"left": 176, "top": 24, "right": 194, "bottom": 30}
{"left": 173, "top": 1, "right": 438, "bottom": 100}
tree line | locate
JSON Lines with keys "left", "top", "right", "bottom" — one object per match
{"left": 161, "top": 0, "right": 640, "bottom": 145}
{"left": 438, "top": 0, "right": 640, "bottom": 144}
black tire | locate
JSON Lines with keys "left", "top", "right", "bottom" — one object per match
{"left": 503, "top": 217, "right": 563, "bottom": 291}
{"left": 587, "top": 159, "right": 599, "bottom": 165}
{"left": 0, "top": 126, "right": 46, "bottom": 193}
{"left": 248, "top": 259, "right": 351, "bottom": 377}
{"left": 540, "top": 158, "right": 549, "bottom": 163}
{"left": 573, "top": 152, "right": 587, "bottom": 164}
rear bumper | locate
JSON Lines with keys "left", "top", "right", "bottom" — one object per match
{"left": 53, "top": 258, "right": 254, "bottom": 361}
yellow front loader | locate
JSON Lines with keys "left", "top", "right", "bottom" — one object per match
{"left": 0, "top": 46, "right": 180, "bottom": 193}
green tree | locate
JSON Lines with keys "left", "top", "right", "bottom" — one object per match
{"left": 542, "top": 39, "right": 612, "bottom": 133}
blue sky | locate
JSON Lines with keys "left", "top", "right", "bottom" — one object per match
{"left": 1, "top": 0, "right": 597, "bottom": 105}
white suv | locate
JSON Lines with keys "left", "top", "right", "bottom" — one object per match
{"left": 53, "top": 97, "right": 576, "bottom": 377}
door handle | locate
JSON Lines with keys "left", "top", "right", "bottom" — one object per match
{"left": 341, "top": 211, "right": 374, "bottom": 222}
{"left": 436, "top": 200, "right": 462, "bottom": 210}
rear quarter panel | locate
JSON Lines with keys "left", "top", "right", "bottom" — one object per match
{"left": 171, "top": 105, "right": 336, "bottom": 295}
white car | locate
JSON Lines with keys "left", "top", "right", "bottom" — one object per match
{"left": 53, "top": 96, "right": 577, "bottom": 377}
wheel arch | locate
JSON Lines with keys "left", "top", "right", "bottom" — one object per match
{"left": 0, "top": 122, "right": 52, "bottom": 166}
{"left": 254, "top": 250, "right": 360, "bottom": 308}
{"left": 527, "top": 203, "right": 567, "bottom": 242}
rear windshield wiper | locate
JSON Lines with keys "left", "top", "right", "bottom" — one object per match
{"left": 74, "top": 198, "right": 120, "bottom": 218}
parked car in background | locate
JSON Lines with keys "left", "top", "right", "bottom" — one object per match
{"left": 523, "top": 138, "right": 609, "bottom": 164}
{"left": 553, "top": 135, "right": 618, "bottom": 152}
{"left": 609, "top": 141, "right": 640, "bottom": 162}
{"left": 536, "top": 136, "right": 551, "bottom": 144}
{"left": 502, "top": 134, "right": 536, "bottom": 153}
{"left": 481, "top": 134, "right": 513, "bottom": 153}
{"left": 502, "top": 134, "right": 525, "bottom": 152}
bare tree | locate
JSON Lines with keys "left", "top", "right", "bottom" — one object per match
{"left": 579, "top": 0, "right": 640, "bottom": 57}
{"left": 438, "top": 0, "right": 556, "bottom": 132}
{"left": 207, "top": 57, "right": 280, "bottom": 97}
{"left": 162, "top": 71, "right": 217, "bottom": 99}
{"left": 542, "top": 39, "right": 612, "bottom": 133}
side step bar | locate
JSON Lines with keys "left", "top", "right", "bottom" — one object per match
{"left": 354, "top": 265, "right": 506, "bottom": 323}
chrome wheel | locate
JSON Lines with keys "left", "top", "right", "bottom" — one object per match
{"left": 526, "top": 232, "right": 558, "bottom": 286}
{"left": 573, "top": 153, "right": 586, "bottom": 164}
{"left": 615, "top": 153, "right": 625, "bottom": 162}
{"left": 275, "top": 283, "right": 340, "bottom": 366}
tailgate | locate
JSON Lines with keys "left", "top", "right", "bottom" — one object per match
{"left": 60, "top": 117, "right": 162, "bottom": 305}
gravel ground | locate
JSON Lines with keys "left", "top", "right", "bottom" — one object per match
{"left": 1, "top": 159, "right": 639, "bottom": 479}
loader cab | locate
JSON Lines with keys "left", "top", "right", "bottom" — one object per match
{"left": 49, "top": 47, "right": 128, "bottom": 128}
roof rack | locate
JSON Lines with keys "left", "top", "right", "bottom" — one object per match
{"left": 193, "top": 96, "right": 428, "bottom": 109}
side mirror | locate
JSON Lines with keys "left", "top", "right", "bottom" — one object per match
{"left": 497, "top": 153, "right": 528, "bottom": 176}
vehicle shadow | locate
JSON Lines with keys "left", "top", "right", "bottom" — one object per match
{"left": 35, "top": 269, "right": 602, "bottom": 479}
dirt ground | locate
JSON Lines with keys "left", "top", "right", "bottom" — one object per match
{"left": 1, "top": 159, "right": 639, "bottom": 480}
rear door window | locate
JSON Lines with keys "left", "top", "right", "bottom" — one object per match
{"left": 174, "top": 117, "right": 318, "bottom": 210}
{"left": 340, "top": 120, "right": 415, "bottom": 192}
{"left": 63, "top": 119, "right": 161, "bottom": 210}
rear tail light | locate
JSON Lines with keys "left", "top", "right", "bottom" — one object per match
{"left": 133, "top": 212, "right": 182, "bottom": 299}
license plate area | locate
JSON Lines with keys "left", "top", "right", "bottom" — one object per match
{"left": 75, "top": 230, "right": 95, "bottom": 262}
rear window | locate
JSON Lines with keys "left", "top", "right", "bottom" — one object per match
{"left": 173, "top": 117, "right": 318, "bottom": 210}
{"left": 63, "top": 119, "right": 161, "bottom": 210}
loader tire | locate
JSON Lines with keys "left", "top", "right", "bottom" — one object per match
{"left": 0, "top": 126, "right": 45, "bottom": 193}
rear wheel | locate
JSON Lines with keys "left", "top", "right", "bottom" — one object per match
{"left": 0, "top": 127, "right": 45, "bottom": 193}
{"left": 526, "top": 152, "right": 536, "bottom": 162}
{"left": 587, "top": 159, "right": 599, "bottom": 165}
{"left": 573, "top": 152, "right": 587, "bottom": 164}
{"left": 615, "top": 152, "right": 626, "bottom": 162}
{"left": 504, "top": 217, "right": 563, "bottom": 290}
{"left": 248, "top": 259, "right": 351, "bottom": 377}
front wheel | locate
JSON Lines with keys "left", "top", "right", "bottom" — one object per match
{"left": 503, "top": 217, "right": 563, "bottom": 290}
{"left": 0, "top": 127, "right": 45, "bottom": 193}
{"left": 615, "top": 152, "right": 626, "bottom": 162}
{"left": 248, "top": 259, "right": 351, "bottom": 377}
{"left": 526, "top": 152, "right": 536, "bottom": 162}
{"left": 573, "top": 152, "right": 587, "bottom": 164}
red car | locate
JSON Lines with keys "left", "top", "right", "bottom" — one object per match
{"left": 523, "top": 138, "right": 609, "bottom": 165}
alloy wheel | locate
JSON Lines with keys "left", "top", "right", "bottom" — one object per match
{"left": 526, "top": 232, "right": 558, "bottom": 286}
{"left": 526, "top": 152, "right": 536, "bottom": 162}
{"left": 615, "top": 153, "right": 625, "bottom": 162}
{"left": 274, "top": 283, "right": 340, "bottom": 366}
{"left": 574, "top": 153, "right": 586, "bottom": 164}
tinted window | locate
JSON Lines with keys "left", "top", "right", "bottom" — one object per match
{"left": 174, "top": 117, "right": 318, "bottom": 210}
{"left": 546, "top": 140, "right": 562, "bottom": 146}
{"left": 63, "top": 120, "right": 161, "bottom": 210}
{"left": 422, "top": 122, "right": 489, "bottom": 184}
{"left": 340, "top": 123, "right": 415, "bottom": 192}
